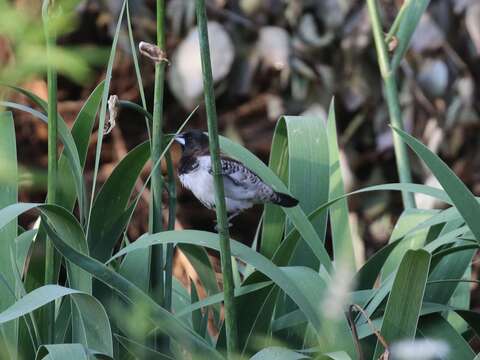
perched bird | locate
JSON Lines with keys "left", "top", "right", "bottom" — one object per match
{"left": 174, "top": 130, "right": 299, "bottom": 225}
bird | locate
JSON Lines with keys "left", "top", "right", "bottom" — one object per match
{"left": 174, "top": 130, "right": 299, "bottom": 226}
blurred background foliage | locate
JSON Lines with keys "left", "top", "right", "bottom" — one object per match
{"left": 2, "top": 0, "right": 480, "bottom": 306}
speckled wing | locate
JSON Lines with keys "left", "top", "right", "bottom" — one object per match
{"left": 212, "top": 157, "right": 275, "bottom": 202}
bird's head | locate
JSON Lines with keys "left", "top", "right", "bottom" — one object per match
{"left": 174, "top": 130, "right": 209, "bottom": 154}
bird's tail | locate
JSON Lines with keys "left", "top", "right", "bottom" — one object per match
{"left": 271, "top": 191, "right": 299, "bottom": 207}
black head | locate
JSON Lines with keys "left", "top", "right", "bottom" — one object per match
{"left": 174, "top": 130, "right": 209, "bottom": 154}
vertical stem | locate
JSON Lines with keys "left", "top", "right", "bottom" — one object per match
{"left": 42, "top": 0, "right": 57, "bottom": 344}
{"left": 164, "top": 150, "right": 176, "bottom": 313}
{"left": 150, "top": 0, "right": 167, "bottom": 304}
{"left": 195, "top": 0, "right": 238, "bottom": 355}
{"left": 366, "top": 0, "right": 416, "bottom": 209}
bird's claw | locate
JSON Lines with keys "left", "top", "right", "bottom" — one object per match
{"left": 214, "top": 221, "right": 233, "bottom": 232}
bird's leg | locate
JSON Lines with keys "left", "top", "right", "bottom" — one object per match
{"left": 213, "top": 212, "right": 240, "bottom": 232}
{"left": 227, "top": 211, "right": 241, "bottom": 223}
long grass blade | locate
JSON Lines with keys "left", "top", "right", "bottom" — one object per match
{"left": 0, "top": 112, "right": 18, "bottom": 358}
{"left": 373, "top": 249, "right": 431, "bottom": 358}
{"left": 392, "top": 126, "right": 480, "bottom": 241}
{"left": 86, "top": 1, "right": 126, "bottom": 234}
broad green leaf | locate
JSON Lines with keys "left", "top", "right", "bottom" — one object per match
{"left": 323, "top": 352, "right": 352, "bottom": 360}
{"left": 176, "top": 281, "right": 272, "bottom": 318}
{"left": 327, "top": 100, "right": 355, "bottom": 266}
{"left": 381, "top": 209, "right": 434, "bottom": 280}
{"left": 39, "top": 212, "right": 222, "bottom": 359}
{"left": 0, "top": 101, "right": 85, "bottom": 221}
{"left": 118, "top": 226, "right": 150, "bottom": 293}
{"left": 275, "top": 182, "right": 450, "bottom": 277}
{"left": 390, "top": 0, "right": 431, "bottom": 71}
{"left": 373, "top": 249, "right": 431, "bottom": 358}
{"left": 0, "top": 111, "right": 18, "bottom": 358}
{"left": 0, "top": 284, "right": 112, "bottom": 356}
{"left": 261, "top": 120, "right": 288, "bottom": 259}
{"left": 250, "top": 347, "right": 309, "bottom": 360}
{"left": 425, "top": 244, "right": 475, "bottom": 305}
{"left": 35, "top": 344, "right": 89, "bottom": 360}
{"left": 418, "top": 314, "right": 475, "bottom": 359}
{"left": 354, "top": 239, "right": 401, "bottom": 290}
{"left": 178, "top": 244, "right": 220, "bottom": 323}
{"left": 110, "top": 230, "right": 350, "bottom": 349}
{"left": 261, "top": 115, "right": 329, "bottom": 262}
{"left": 57, "top": 81, "right": 105, "bottom": 211}
{"left": 69, "top": 292, "right": 113, "bottom": 357}
{"left": 283, "top": 267, "right": 354, "bottom": 356}
{"left": 87, "top": 141, "right": 150, "bottom": 262}
{"left": 115, "top": 334, "right": 174, "bottom": 360}
{"left": 219, "top": 136, "right": 332, "bottom": 272}
{"left": 392, "top": 126, "right": 480, "bottom": 242}
{"left": 14, "top": 229, "right": 37, "bottom": 277}
{"left": 38, "top": 206, "right": 90, "bottom": 290}
{"left": 234, "top": 276, "right": 278, "bottom": 355}
{"left": 35, "top": 343, "right": 112, "bottom": 360}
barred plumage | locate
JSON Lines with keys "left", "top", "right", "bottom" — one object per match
{"left": 175, "top": 130, "right": 299, "bottom": 224}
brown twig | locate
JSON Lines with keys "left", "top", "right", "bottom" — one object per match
{"left": 348, "top": 304, "right": 390, "bottom": 360}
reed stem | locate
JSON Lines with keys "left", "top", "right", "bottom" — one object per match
{"left": 195, "top": 0, "right": 238, "bottom": 355}
{"left": 164, "top": 150, "right": 176, "bottom": 313}
{"left": 150, "top": 0, "right": 167, "bottom": 305}
{"left": 366, "top": 0, "right": 416, "bottom": 209}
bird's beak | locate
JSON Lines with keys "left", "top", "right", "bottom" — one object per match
{"left": 174, "top": 134, "right": 185, "bottom": 146}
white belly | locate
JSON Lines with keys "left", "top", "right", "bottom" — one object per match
{"left": 179, "top": 166, "right": 253, "bottom": 213}
{"left": 179, "top": 167, "right": 215, "bottom": 209}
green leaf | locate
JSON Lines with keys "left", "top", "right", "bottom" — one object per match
{"left": 87, "top": 141, "right": 150, "bottom": 262}
{"left": 261, "top": 115, "right": 329, "bottom": 261}
{"left": 219, "top": 136, "right": 333, "bottom": 272}
{"left": 39, "top": 206, "right": 91, "bottom": 294}
{"left": 327, "top": 100, "right": 355, "bottom": 267}
{"left": 418, "top": 314, "right": 475, "bottom": 359}
{"left": 14, "top": 229, "right": 37, "bottom": 277}
{"left": 35, "top": 343, "right": 112, "bottom": 360}
{"left": 57, "top": 81, "right": 105, "bottom": 211}
{"left": 323, "top": 352, "right": 353, "bottom": 360}
{"left": 35, "top": 344, "right": 89, "bottom": 360}
{"left": 373, "top": 249, "right": 431, "bottom": 358}
{"left": 39, "top": 211, "right": 222, "bottom": 359}
{"left": 425, "top": 244, "right": 475, "bottom": 305}
{"left": 69, "top": 292, "right": 113, "bottom": 357}
{"left": 176, "top": 281, "right": 272, "bottom": 318}
{"left": 392, "top": 126, "right": 480, "bottom": 242}
{"left": 177, "top": 244, "right": 220, "bottom": 322}
{"left": 250, "top": 347, "right": 309, "bottom": 360}
{"left": 381, "top": 209, "right": 434, "bottom": 281}
{"left": 110, "top": 230, "right": 350, "bottom": 349}
{"left": 390, "top": 0, "right": 431, "bottom": 71}
{"left": 115, "top": 334, "right": 174, "bottom": 360}
{"left": 0, "top": 101, "right": 86, "bottom": 221}
{"left": 118, "top": 230, "right": 150, "bottom": 293}
{"left": 86, "top": 0, "right": 127, "bottom": 232}
{"left": 0, "top": 111, "right": 18, "bottom": 357}
{"left": 0, "top": 284, "right": 112, "bottom": 356}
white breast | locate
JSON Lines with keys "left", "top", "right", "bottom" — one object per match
{"left": 180, "top": 156, "right": 254, "bottom": 213}
{"left": 179, "top": 156, "right": 215, "bottom": 209}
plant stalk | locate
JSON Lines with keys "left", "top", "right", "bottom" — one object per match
{"left": 164, "top": 150, "right": 176, "bottom": 313}
{"left": 366, "top": 0, "right": 416, "bottom": 209}
{"left": 195, "top": 0, "right": 238, "bottom": 355}
{"left": 43, "top": 0, "right": 57, "bottom": 344}
{"left": 150, "top": 0, "right": 167, "bottom": 305}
